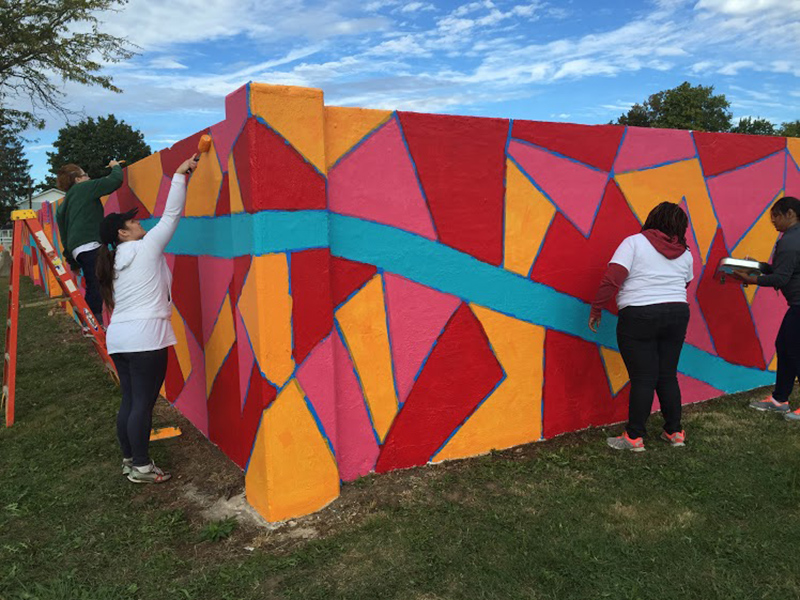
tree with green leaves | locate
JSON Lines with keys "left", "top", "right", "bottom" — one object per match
{"left": 44, "top": 114, "right": 151, "bottom": 186}
{"left": 730, "top": 117, "right": 777, "bottom": 136}
{"left": 0, "top": 116, "right": 33, "bottom": 226}
{"left": 778, "top": 120, "right": 800, "bottom": 138}
{"left": 615, "top": 82, "right": 732, "bottom": 132}
{"left": 0, "top": 0, "right": 135, "bottom": 132}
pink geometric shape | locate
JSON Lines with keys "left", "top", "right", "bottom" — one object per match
{"left": 104, "top": 192, "right": 121, "bottom": 215}
{"left": 152, "top": 175, "right": 173, "bottom": 218}
{"left": 613, "top": 126, "right": 696, "bottom": 173}
{"left": 235, "top": 310, "right": 255, "bottom": 410}
{"left": 677, "top": 373, "right": 723, "bottom": 406}
{"left": 197, "top": 256, "right": 234, "bottom": 345}
{"left": 328, "top": 118, "right": 437, "bottom": 239}
{"left": 751, "top": 287, "right": 786, "bottom": 366}
{"left": 384, "top": 273, "right": 461, "bottom": 403}
{"left": 296, "top": 333, "right": 337, "bottom": 446}
{"left": 787, "top": 153, "right": 800, "bottom": 197}
{"left": 211, "top": 86, "right": 248, "bottom": 173}
{"left": 708, "top": 152, "right": 784, "bottom": 248}
{"left": 165, "top": 254, "right": 176, "bottom": 271}
{"left": 298, "top": 330, "right": 379, "bottom": 481}
{"left": 683, "top": 201, "right": 716, "bottom": 354}
{"left": 173, "top": 322, "right": 208, "bottom": 435}
{"left": 508, "top": 139, "right": 609, "bottom": 236}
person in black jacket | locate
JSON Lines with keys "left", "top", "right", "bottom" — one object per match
{"left": 734, "top": 196, "right": 800, "bottom": 420}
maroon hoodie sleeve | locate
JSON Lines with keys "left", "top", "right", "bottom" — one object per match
{"left": 590, "top": 263, "right": 629, "bottom": 320}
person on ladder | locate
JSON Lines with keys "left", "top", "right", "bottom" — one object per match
{"left": 55, "top": 160, "right": 124, "bottom": 335}
{"left": 96, "top": 154, "right": 198, "bottom": 484}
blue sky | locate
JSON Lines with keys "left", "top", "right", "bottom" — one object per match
{"left": 20, "top": 0, "right": 800, "bottom": 185}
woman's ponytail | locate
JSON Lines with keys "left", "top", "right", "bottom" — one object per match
{"left": 96, "top": 245, "right": 116, "bottom": 312}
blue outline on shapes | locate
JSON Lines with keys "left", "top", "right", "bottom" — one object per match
{"left": 506, "top": 141, "right": 606, "bottom": 239}
{"left": 327, "top": 112, "right": 394, "bottom": 172}
{"left": 598, "top": 345, "right": 621, "bottom": 396}
{"left": 150, "top": 210, "right": 772, "bottom": 394}
{"left": 333, "top": 320, "right": 382, "bottom": 446}
{"left": 608, "top": 125, "right": 628, "bottom": 178}
{"left": 379, "top": 271, "right": 402, "bottom": 416}
{"left": 690, "top": 134, "right": 721, "bottom": 265}
{"left": 301, "top": 387, "right": 338, "bottom": 460}
{"left": 501, "top": 119, "right": 513, "bottom": 268}
{"left": 704, "top": 148, "right": 787, "bottom": 180}
{"left": 684, "top": 198, "right": 718, "bottom": 356}
{"left": 428, "top": 373, "right": 508, "bottom": 463}
{"left": 508, "top": 136, "right": 608, "bottom": 174}
{"left": 394, "top": 112, "right": 440, "bottom": 241}
{"left": 253, "top": 116, "right": 326, "bottom": 180}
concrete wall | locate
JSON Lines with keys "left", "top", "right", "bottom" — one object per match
{"left": 24, "top": 82, "right": 800, "bottom": 522}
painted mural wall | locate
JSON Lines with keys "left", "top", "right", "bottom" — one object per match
{"left": 22, "top": 83, "right": 800, "bottom": 523}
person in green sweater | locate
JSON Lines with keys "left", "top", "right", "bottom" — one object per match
{"left": 55, "top": 160, "right": 124, "bottom": 328}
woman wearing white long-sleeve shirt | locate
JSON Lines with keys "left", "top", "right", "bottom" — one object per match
{"left": 96, "top": 155, "right": 198, "bottom": 483}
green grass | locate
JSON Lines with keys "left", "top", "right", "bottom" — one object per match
{"left": 2, "top": 276, "right": 800, "bottom": 599}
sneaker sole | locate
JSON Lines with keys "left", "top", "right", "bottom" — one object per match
{"left": 749, "top": 404, "right": 789, "bottom": 413}
{"left": 126, "top": 474, "right": 172, "bottom": 484}
{"left": 606, "top": 441, "right": 645, "bottom": 452}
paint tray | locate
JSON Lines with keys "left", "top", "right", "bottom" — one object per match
{"left": 715, "top": 257, "right": 769, "bottom": 282}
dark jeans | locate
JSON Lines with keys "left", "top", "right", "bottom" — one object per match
{"left": 112, "top": 349, "right": 168, "bottom": 467}
{"left": 616, "top": 303, "right": 690, "bottom": 439}
{"left": 76, "top": 248, "right": 103, "bottom": 320}
{"left": 772, "top": 305, "right": 800, "bottom": 402}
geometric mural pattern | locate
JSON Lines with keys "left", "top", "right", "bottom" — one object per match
{"left": 23, "top": 83, "right": 798, "bottom": 523}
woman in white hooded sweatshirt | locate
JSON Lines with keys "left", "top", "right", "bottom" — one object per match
{"left": 96, "top": 155, "right": 198, "bottom": 483}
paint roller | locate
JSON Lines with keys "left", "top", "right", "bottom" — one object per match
{"left": 187, "top": 134, "right": 212, "bottom": 173}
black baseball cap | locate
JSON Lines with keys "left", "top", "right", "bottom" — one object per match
{"left": 100, "top": 208, "right": 139, "bottom": 246}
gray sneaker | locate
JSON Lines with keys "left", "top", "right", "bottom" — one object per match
{"left": 606, "top": 433, "right": 645, "bottom": 452}
{"left": 122, "top": 458, "right": 133, "bottom": 476}
{"left": 784, "top": 409, "right": 800, "bottom": 422}
{"left": 127, "top": 462, "right": 172, "bottom": 484}
{"left": 749, "top": 397, "right": 790, "bottom": 413}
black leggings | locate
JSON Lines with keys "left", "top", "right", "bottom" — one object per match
{"left": 111, "top": 349, "right": 168, "bottom": 467}
{"left": 772, "top": 305, "right": 800, "bottom": 402}
{"left": 76, "top": 248, "right": 103, "bottom": 320}
{"left": 616, "top": 303, "right": 690, "bottom": 439}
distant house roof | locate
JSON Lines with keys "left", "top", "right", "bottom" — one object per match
{"left": 15, "top": 188, "right": 64, "bottom": 210}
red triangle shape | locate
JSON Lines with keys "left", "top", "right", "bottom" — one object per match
{"left": 694, "top": 131, "right": 786, "bottom": 177}
{"left": 512, "top": 120, "right": 624, "bottom": 172}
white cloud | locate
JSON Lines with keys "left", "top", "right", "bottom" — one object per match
{"left": 694, "top": 0, "right": 796, "bottom": 16}
{"left": 148, "top": 57, "right": 188, "bottom": 70}
{"left": 400, "top": 2, "right": 435, "bottom": 13}
{"left": 718, "top": 60, "right": 756, "bottom": 75}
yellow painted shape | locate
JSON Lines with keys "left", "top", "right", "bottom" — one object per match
{"left": 126, "top": 152, "right": 163, "bottom": 214}
{"left": 245, "top": 378, "right": 340, "bottom": 522}
{"left": 733, "top": 191, "right": 782, "bottom": 304}
{"left": 186, "top": 138, "right": 222, "bottom": 216}
{"left": 769, "top": 354, "right": 778, "bottom": 371}
{"left": 324, "top": 106, "right": 393, "bottom": 170}
{"left": 616, "top": 159, "right": 717, "bottom": 262}
{"left": 228, "top": 154, "right": 244, "bottom": 213}
{"left": 238, "top": 254, "right": 295, "bottom": 386}
{"left": 433, "top": 305, "right": 544, "bottom": 462}
{"left": 170, "top": 307, "right": 193, "bottom": 380}
{"left": 503, "top": 159, "right": 556, "bottom": 276}
{"left": 204, "top": 294, "right": 235, "bottom": 395}
{"left": 600, "top": 347, "right": 629, "bottom": 395}
{"left": 788, "top": 138, "right": 800, "bottom": 168}
{"left": 335, "top": 275, "right": 398, "bottom": 441}
{"left": 250, "top": 83, "right": 326, "bottom": 174}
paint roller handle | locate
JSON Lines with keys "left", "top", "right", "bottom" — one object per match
{"left": 176, "top": 155, "right": 200, "bottom": 175}
{"left": 106, "top": 159, "right": 125, "bottom": 169}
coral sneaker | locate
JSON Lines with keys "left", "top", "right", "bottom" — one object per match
{"left": 660, "top": 430, "right": 686, "bottom": 447}
{"left": 606, "top": 432, "right": 645, "bottom": 452}
{"left": 749, "top": 397, "right": 790, "bottom": 413}
{"left": 784, "top": 408, "right": 800, "bottom": 422}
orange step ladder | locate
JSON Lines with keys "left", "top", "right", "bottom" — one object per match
{"left": 2, "top": 209, "right": 118, "bottom": 426}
